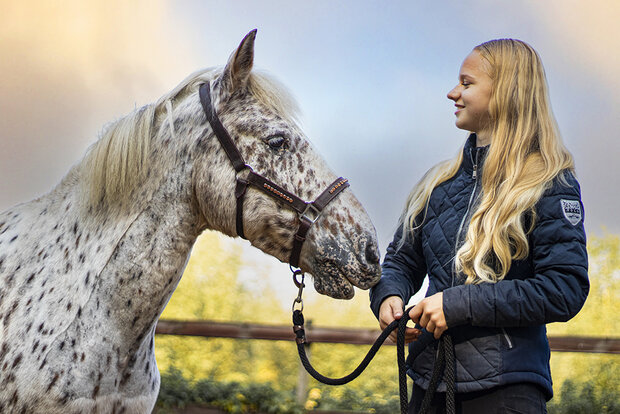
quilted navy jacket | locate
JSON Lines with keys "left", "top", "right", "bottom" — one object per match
{"left": 370, "top": 134, "right": 589, "bottom": 400}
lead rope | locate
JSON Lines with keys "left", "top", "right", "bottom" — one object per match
{"left": 291, "top": 272, "right": 455, "bottom": 414}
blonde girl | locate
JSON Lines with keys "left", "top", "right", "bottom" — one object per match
{"left": 370, "top": 39, "right": 588, "bottom": 413}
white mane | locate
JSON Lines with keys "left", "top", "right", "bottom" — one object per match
{"left": 79, "top": 68, "right": 299, "bottom": 213}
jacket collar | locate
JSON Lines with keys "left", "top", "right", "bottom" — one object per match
{"left": 462, "top": 133, "right": 490, "bottom": 175}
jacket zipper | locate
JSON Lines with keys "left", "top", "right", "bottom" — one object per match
{"left": 451, "top": 148, "right": 481, "bottom": 287}
{"left": 501, "top": 328, "right": 514, "bottom": 349}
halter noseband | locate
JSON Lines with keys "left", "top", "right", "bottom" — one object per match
{"left": 199, "top": 82, "right": 350, "bottom": 269}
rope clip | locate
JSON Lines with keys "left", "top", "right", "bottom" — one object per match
{"left": 291, "top": 267, "right": 305, "bottom": 312}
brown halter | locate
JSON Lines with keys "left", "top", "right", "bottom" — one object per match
{"left": 199, "top": 82, "right": 350, "bottom": 269}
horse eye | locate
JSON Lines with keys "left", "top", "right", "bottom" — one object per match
{"left": 267, "top": 135, "right": 286, "bottom": 149}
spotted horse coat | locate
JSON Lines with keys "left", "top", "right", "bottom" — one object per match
{"left": 0, "top": 30, "right": 381, "bottom": 413}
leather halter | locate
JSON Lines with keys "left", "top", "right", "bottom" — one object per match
{"left": 199, "top": 82, "right": 350, "bottom": 269}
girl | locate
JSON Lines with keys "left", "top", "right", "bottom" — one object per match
{"left": 370, "top": 39, "right": 589, "bottom": 413}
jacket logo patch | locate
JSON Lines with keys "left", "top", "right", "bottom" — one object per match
{"left": 561, "top": 199, "right": 582, "bottom": 226}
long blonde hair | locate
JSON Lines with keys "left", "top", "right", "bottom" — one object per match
{"left": 401, "top": 39, "right": 574, "bottom": 284}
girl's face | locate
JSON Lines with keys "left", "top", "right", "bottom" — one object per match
{"left": 447, "top": 51, "right": 493, "bottom": 144}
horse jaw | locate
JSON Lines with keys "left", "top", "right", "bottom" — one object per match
{"left": 302, "top": 192, "right": 382, "bottom": 299}
{"left": 238, "top": 187, "right": 381, "bottom": 299}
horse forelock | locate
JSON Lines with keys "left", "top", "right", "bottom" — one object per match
{"left": 246, "top": 71, "right": 301, "bottom": 125}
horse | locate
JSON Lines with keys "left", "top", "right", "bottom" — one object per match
{"left": 0, "top": 30, "right": 381, "bottom": 413}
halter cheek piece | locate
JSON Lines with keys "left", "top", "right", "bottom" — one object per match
{"left": 199, "top": 82, "right": 349, "bottom": 269}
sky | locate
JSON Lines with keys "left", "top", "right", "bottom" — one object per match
{"left": 1, "top": 0, "right": 619, "bottom": 301}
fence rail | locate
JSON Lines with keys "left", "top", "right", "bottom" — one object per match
{"left": 155, "top": 319, "right": 620, "bottom": 354}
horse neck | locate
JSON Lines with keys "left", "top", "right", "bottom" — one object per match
{"left": 100, "top": 109, "right": 253, "bottom": 349}
{"left": 97, "top": 155, "right": 206, "bottom": 350}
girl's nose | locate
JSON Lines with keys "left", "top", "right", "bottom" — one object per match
{"left": 447, "top": 85, "right": 460, "bottom": 101}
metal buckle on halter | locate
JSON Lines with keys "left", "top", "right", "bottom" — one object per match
{"left": 300, "top": 203, "right": 321, "bottom": 224}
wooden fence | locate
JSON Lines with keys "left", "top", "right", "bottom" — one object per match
{"left": 154, "top": 319, "right": 619, "bottom": 411}
{"left": 155, "top": 319, "right": 620, "bottom": 354}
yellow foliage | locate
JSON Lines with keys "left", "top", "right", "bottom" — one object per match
{"left": 302, "top": 289, "right": 381, "bottom": 328}
{"left": 304, "top": 399, "right": 317, "bottom": 410}
{"left": 547, "top": 233, "right": 620, "bottom": 337}
{"left": 547, "top": 233, "right": 620, "bottom": 397}
{"left": 155, "top": 231, "right": 295, "bottom": 384}
{"left": 308, "top": 387, "right": 321, "bottom": 400}
{"left": 155, "top": 230, "right": 619, "bottom": 402}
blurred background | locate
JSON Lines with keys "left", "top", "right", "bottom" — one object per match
{"left": 1, "top": 1, "right": 618, "bottom": 412}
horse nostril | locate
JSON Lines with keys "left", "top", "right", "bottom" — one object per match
{"left": 364, "top": 239, "right": 380, "bottom": 265}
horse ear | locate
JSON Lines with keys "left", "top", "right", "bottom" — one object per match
{"left": 218, "top": 29, "right": 257, "bottom": 93}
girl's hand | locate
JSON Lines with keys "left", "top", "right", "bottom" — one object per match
{"left": 409, "top": 292, "right": 448, "bottom": 339}
{"left": 379, "top": 296, "right": 421, "bottom": 344}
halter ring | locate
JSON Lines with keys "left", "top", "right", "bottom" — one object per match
{"left": 301, "top": 203, "right": 321, "bottom": 224}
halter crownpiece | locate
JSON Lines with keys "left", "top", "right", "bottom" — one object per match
{"left": 199, "top": 82, "right": 350, "bottom": 269}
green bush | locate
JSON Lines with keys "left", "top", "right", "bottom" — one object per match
{"left": 155, "top": 366, "right": 403, "bottom": 413}
{"left": 158, "top": 365, "right": 620, "bottom": 414}
{"left": 156, "top": 366, "right": 399, "bottom": 413}
{"left": 156, "top": 367, "right": 304, "bottom": 413}
{"left": 547, "top": 355, "right": 619, "bottom": 414}
{"left": 310, "top": 386, "right": 400, "bottom": 413}
{"left": 548, "top": 378, "right": 620, "bottom": 414}
{"left": 157, "top": 367, "right": 195, "bottom": 409}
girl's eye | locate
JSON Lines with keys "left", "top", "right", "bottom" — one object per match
{"left": 267, "top": 135, "right": 286, "bottom": 149}
{"left": 461, "top": 81, "right": 471, "bottom": 87}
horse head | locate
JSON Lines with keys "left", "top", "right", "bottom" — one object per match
{"left": 189, "top": 30, "right": 381, "bottom": 299}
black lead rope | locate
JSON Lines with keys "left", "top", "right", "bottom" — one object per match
{"left": 292, "top": 296, "right": 455, "bottom": 414}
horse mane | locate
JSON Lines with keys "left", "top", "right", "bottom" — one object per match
{"left": 80, "top": 68, "right": 300, "bottom": 214}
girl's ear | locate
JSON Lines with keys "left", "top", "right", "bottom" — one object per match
{"left": 216, "top": 29, "right": 256, "bottom": 96}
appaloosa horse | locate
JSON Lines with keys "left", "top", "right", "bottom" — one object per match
{"left": 0, "top": 30, "right": 381, "bottom": 413}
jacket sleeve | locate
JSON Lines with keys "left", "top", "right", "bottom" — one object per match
{"left": 370, "top": 220, "right": 427, "bottom": 319}
{"left": 442, "top": 175, "right": 589, "bottom": 328}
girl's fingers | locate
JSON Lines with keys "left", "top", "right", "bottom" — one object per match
{"left": 409, "top": 303, "right": 423, "bottom": 323}
{"left": 389, "top": 327, "right": 420, "bottom": 344}
{"left": 434, "top": 325, "right": 447, "bottom": 339}
{"left": 390, "top": 301, "right": 403, "bottom": 319}
{"left": 419, "top": 313, "right": 430, "bottom": 330}
{"left": 379, "top": 312, "right": 395, "bottom": 329}
{"left": 426, "top": 321, "right": 436, "bottom": 335}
